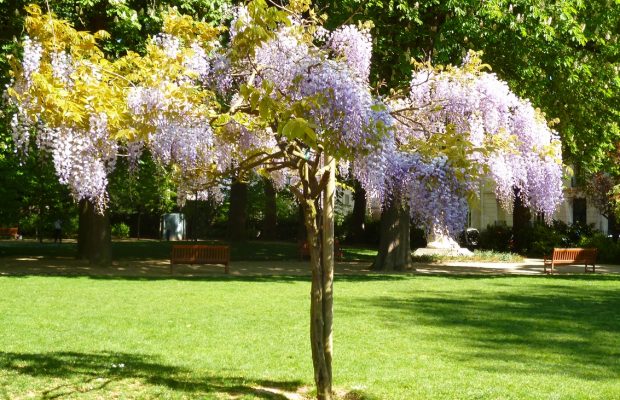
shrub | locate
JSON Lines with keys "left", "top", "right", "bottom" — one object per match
{"left": 578, "top": 233, "right": 620, "bottom": 264}
{"left": 111, "top": 222, "right": 130, "bottom": 239}
{"left": 526, "top": 221, "right": 596, "bottom": 256}
{"left": 479, "top": 224, "right": 513, "bottom": 252}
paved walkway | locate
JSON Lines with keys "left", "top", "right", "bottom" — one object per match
{"left": 414, "top": 259, "right": 620, "bottom": 275}
{"left": 1, "top": 256, "right": 619, "bottom": 277}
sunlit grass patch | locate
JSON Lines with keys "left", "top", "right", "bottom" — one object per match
{"left": 0, "top": 274, "right": 619, "bottom": 399}
{"left": 412, "top": 249, "right": 524, "bottom": 263}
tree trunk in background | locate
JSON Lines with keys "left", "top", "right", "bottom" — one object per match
{"left": 372, "top": 196, "right": 413, "bottom": 271}
{"left": 227, "top": 179, "right": 248, "bottom": 242}
{"left": 262, "top": 177, "right": 277, "bottom": 240}
{"left": 297, "top": 202, "right": 306, "bottom": 242}
{"left": 77, "top": 199, "right": 111, "bottom": 265}
{"left": 512, "top": 188, "right": 531, "bottom": 252}
{"left": 609, "top": 214, "right": 618, "bottom": 242}
{"left": 349, "top": 180, "right": 367, "bottom": 243}
{"left": 36, "top": 204, "right": 43, "bottom": 243}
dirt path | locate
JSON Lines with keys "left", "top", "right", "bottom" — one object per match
{"left": 1, "top": 256, "right": 619, "bottom": 277}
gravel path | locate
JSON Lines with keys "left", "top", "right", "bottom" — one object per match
{"left": 1, "top": 256, "right": 619, "bottom": 277}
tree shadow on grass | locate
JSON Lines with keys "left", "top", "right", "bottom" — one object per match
{"left": 1, "top": 268, "right": 409, "bottom": 283}
{"left": 0, "top": 350, "right": 304, "bottom": 399}
{"left": 347, "top": 277, "right": 620, "bottom": 380}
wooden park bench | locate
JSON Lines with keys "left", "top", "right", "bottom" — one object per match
{"left": 298, "top": 240, "right": 343, "bottom": 261}
{"left": 170, "top": 244, "right": 230, "bottom": 274}
{"left": 543, "top": 248, "right": 598, "bottom": 274}
{"left": 0, "top": 227, "right": 18, "bottom": 239}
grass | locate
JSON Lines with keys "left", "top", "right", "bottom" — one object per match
{"left": 1, "top": 273, "right": 619, "bottom": 399}
{"left": 0, "top": 240, "right": 527, "bottom": 265}
{"left": 0, "top": 239, "right": 377, "bottom": 263}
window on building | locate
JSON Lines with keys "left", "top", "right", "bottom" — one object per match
{"left": 573, "top": 198, "right": 587, "bottom": 225}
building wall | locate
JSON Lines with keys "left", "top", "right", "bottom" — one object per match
{"left": 469, "top": 180, "right": 609, "bottom": 234}
{"left": 469, "top": 181, "right": 513, "bottom": 229}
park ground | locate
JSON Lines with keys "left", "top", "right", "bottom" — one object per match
{"left": 1, "top": 239, "right": 620, "bottom": 399}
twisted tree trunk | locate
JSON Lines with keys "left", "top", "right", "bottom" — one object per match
{"left": 262, "top": 177, "right": 278, "bottom": 240}
{"left": 349, "top": 180, "right": 367, "bottom": 243}
{"left": 372, "top": 195, "right": 413, "bottom": 271}
{"left": 77, "top": 199, "right": 111, "bottom": 265}
{"left": 228, "top": 179, "right": 248, "bottom": 242}
{"left": 300, "top": 156, "right": 335, "bottom": 400}
{"left": 512, "top": 188, "right": 531, "bottom": 252}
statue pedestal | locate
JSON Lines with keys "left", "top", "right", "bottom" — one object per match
{"left": 413, "top": 232, "right": 473, "bottom": 257}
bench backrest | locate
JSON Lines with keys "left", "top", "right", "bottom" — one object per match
{"left": 552, "top": 248, "right": 597, "bottom": 263}
{"left": 172, "top": 245, "right": 230, "bottom": 264}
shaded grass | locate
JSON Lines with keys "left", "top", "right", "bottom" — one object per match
{"left": 0, "top": 240, "right": 377, "bottom": 263}
{"left": 1, "top": 274, "right": 619, "bottom": 399}
{"left": 0, "top": 239, "right": 298, "bottom": 261}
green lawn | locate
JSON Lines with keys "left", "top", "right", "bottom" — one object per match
{"left": 0, "top": 240, "right": 377, "bottom": 262}
{"left": 1, "top": 274, "right": 619, "bottom": 399}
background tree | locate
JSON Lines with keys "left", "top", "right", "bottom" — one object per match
{"left": 0, "top": 0, "right": 231, "bottom": 256}
{"left": 586, "top": 172, "right": 619, "bottom": 241}
{"left": 7, "top": 3, "right": 387, "bottom": 398}
{"left": 108, "top": 151, "right": 176, "bottom": 238}
{"left": 347, "top": 179, "right": 367, "bottom": 243}
{"left": 316, "top": 0, "right": 619, "bottom": 260}
{"left": 227, "top": 176, "right": 249, "bottom": 241}
{"left": 261, "top": 176, "right": 278, "bottom": 240}
{"left": 354, "top": 55, "right": 564, "bottom": 270}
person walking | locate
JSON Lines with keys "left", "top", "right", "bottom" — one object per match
{"left": 54, "top": 219, "right": 62, "bottom": 243}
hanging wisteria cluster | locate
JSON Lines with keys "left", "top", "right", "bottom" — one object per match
{"left": 406, "top": 55, "right": 563, "bottom": 214}
{"left": 7, "top": 30, "right": 120, "bottom": 211}
{"left": 353, "top": 133, "right": 475, "bottom": 237}
{"left": 355, "top": 52, "right": 564, "bottom": 237}
{"left": 246, "top": 20, "right": 382, "bottom": 158}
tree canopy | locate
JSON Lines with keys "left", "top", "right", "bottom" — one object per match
{"left": 316, "top": 0, "right": 619, "bottom": 180}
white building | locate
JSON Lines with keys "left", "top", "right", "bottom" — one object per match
{"left": 469, "top": 178, "right": 608, "bottom": 233}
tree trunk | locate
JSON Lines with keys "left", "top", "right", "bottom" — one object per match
{"left": 319, "top": 155, "right": 335, "bottom": 399}
{"left": 36, "top": 204, "right": 43, "bottom": 243}
{"left": 262, "top": 177, "right": 277, "bottom": 240}
{"left": 228, "top": 179, "right": 248, "bottom": 241}
{"left": 512, "top": 188, "right": 531, "bottom": 252}
{"left": 372, "top": 196, "right": 413, "bottom": 271}
{"left": 349, "top": 180, "right": 366, "bottom": 243}
{"left": 77, "top": 199, "right": 111, "bottom": 265}
{"left": 608, "top": 213, "right": 618, "bottom": 242}
{"left": 302, "top": 156, "right": 335, "bottom": 400}
{"left": 297, "top": 202, "right": 306, "bottom": 242}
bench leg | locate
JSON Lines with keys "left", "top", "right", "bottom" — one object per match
{"left": 225, "top": 263, "right": 229, "bottom": 274}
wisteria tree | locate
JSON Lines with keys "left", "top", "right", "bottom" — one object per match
{"left": 354, "top": 54, "right": 564, "bottom": 270}
{"left": 6, "top": 2, "right": 387, "bottom": 398}
{"left": 5, "top": 2, "right": 565, "bottom": 398}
